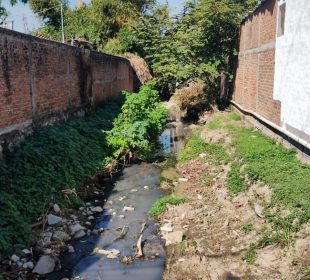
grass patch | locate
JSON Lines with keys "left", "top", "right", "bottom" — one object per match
{"left": 242, "top": 246, "right": 256, "bottom": 264}
{"left": 178, "top": 135, "right": 231, "bottom": 165}
{"left": 227, "top": 161, "right": 245, "bottom": 195}
{"left": 242, "top": 222, "right": 254, "bottom": 233}
{"left": 207, "top": 112, "right": 241, "bottom": 130}
{"left": 177, "top": 240, "right": 186, "bottom": 254}
{"left": 149, "top": 195, "right": 186, "bottom": 217}
{"left": 207, "top": 112, "right": 310, "bottom": 246}
{"left": 231, "top": 127, "right": 310, "bottom": 227}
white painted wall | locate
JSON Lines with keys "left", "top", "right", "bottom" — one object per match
{"left": 274, "top": 0, "right": 310, "bottom": 139}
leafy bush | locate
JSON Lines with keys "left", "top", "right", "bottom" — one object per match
{"left": 149, "top": 195, "right": 186, "bottom": 217}
{"left": 107, "top": 84, "right": 167, "bottom": 160}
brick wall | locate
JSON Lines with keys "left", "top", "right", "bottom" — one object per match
{"left": 233, "top": 0, "right": 281, "bottom": 125}
{"left": 0, "top": 28, "right": 139, "bottom": 151}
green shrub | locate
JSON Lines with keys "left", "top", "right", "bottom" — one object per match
{"left": 107, "top": 83, "right": 167, "bottom": 160}
{"left": 149, "top": 195, "right": 186, "bottom": 217}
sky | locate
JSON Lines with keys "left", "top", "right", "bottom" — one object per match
{"left": 2, "top": 0, "right": 184, "bottom": 34}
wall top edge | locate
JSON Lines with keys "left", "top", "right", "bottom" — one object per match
{"left": 0, "top": 27, "right": 130, "bottom": 63}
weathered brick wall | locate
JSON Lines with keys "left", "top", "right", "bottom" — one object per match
{"left": 233, "top": 0, "right": 281, "bottom": 125}
{"left": 0, "top": 28, "right": 138, "bottom": 152}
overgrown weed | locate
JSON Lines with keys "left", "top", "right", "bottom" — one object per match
{"left": 149, "top": 195, "right": 186, "bottom": 217}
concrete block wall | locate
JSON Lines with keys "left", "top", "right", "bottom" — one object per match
{"left": 0, "top": 27, "right": 139, "bottom": 154}
{"left": 233, "top": 0, "right": 281, "bottom": 125}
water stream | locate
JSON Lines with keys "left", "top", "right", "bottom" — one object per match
{"left": 46, "top": 121, "right": 189, "bottom": 280}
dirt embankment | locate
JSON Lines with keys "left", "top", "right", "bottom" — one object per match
{"left": 157, "top": 111, "right": 310, "bottom": 280}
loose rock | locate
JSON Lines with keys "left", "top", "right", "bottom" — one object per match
{"left": 22, "top": 249, "right": 31, "bottom": 255}
{"left": 43, "top": 248, "right": 53, "bottom": 255}
{"left": 47, "top": 214, "right": 62, "bottom": 226}
{"left": 23, "top": 261, "right": 34, "bottom": 269}
{"left": 53, "top": 204, "right": 61, "bottom": 213}
{"left": 163, "top": 231, "right": 184, "bottom": 246}
{"left": 90, "top": 206, "right": 103, "bottom": 213}
{"left": 178, "top": 178, "right": 188, "bottom": 182}
{"left": 160, "top": 223, "right": 173, "bottom": 233}
{"left": 11, "top": 254, "right": 20, "bottom": 262}
{"left": 93, "top": 248, "right": 120, "bottom": 259}
{"left": 68, "top": 246, "right": 75, "bottom": 253}
{"left": 199, "top": 153, "right": 208, "bottom": 158}
{"left": 41, "top": 232, "right": 53, "bottom": 243}
{"left": 254, "top": 203, "right": 265, "bottom": 218}
{"left": 52, "top": 231, "right": 71, "bottom": 242}
{"left": 74, "top": 230, "right": 86, "bottom": 239}
{"left": 32, "top": 255, "right": 55, "bottom": 275}
{"left": 70, "top": 223, "right": 84, "bottom": 235}
{"left": 123, "top": 206, "right": 135, "bottom": 212}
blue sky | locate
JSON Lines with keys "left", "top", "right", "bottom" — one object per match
{"left": 3, "top": 0, "right": 184, "bottom": 33}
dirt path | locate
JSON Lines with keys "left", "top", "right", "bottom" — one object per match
{"left": 158, "top": 111, "right": 310, "bottom": 280}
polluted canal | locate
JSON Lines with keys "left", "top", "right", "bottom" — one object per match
{"left": 46, "top": 120, "right": 189, "bottom": 280}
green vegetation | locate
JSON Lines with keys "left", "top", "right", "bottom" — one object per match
{"left": 0, "top": 100, "right": 121, "bottom": 258}
{"left": 242, "top": 246, "right": 256, "bottom": 264}
{"left": 177, "top": 240, "right": 186, "bottom": 254}
{"left": 232, "top": 127, "right": 309, "bottom": 240}
{"left": 107, "top": 84, "right": 167, "bottom": 160}
{"left": 232, "top": 128, "right": 310, "bottom": 214}
{"left": 227, "top": 161, "right": 245, "bottom": 195}
{"left": 116, "top": 0, "right": 257, "bottom": 96}
{"left": 207, "top": 112, "right": 241, "bottom": 131}
{"left": 149, "top": 195, "right": 186, "bottom": 217}
{"left": 178, "top": 135, "right": 230, "bottom": 165}
{"left": 0, "top": 85, "right": 167, "bottom": 258}
{"left": 242, "top": 222, "right": 254, "bottom": 233}
{"left": 207, "top": 112, "right": 310, "bottom": 245}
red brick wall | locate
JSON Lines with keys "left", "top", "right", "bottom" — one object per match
{"left": 233, "top": 0, "right": 281, "bottom": 125}
{"left": 0, "top": 28, "right": 138, "bottom": 134}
